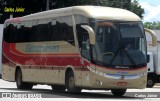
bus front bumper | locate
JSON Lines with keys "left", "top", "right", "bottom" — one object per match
{"left": 90, "top": 73, "right": 147, "bottom": 89}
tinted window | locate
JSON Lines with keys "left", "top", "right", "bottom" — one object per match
{"left": 4, "top": 23, "right": 13, "bottom": 43}
{"left": 34, "top": 19, "right": 50, "bottom": 41}
{"left": 4, "top": 16, "right": 74, "bottom": 45}
{"left": 49, "top": 18, "right": 61, "bottom": 41}
{"left": 60, "top": 16, "right": 75, "bottom": 45}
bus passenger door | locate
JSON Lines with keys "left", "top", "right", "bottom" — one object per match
{"left": 77, "top": 26, "right": 91, "bottom": 87}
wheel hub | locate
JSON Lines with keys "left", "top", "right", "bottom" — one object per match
{"left": 148, "top": 80, "right": 153, "bottom": 85}
{"left": 69, "top": 77, "right": 75, "bottom": 88}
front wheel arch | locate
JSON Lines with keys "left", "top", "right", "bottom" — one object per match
{"left": 65, "top": 68, "right": 81, "bottom": 92}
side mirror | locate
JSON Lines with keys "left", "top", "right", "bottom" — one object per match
{"left": 147, "top": 54, "right": 150, "bottom": 63}
{"left": 81, "top": 25, "right": 95, "bottom": 45}
{"left": 144, "top": 28, "right": 157, "bottom": 47}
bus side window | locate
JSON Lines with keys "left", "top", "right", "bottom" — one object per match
{"left": 60, "top": 16, "right": 75, "bottom": 45}
{"left": 4, "top": 24, "right": 12, "bottom": 43}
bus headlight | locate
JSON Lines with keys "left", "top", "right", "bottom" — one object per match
{"left": 138, "top": 72, "right": 147, "bottom": 77}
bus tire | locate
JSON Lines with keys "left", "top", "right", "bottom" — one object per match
{"left": 66, "top": 71, "right": 82, "bottom": 92}
{"left": 51, "top": 85, "right": 66, "bottom": 92}
{"left": 16, "top": 69, "right": 33, "bottom": 89}
{"left": 111, "top": 89, "right": 126, "bottom": 96}
{"left": 147, "top": 77, "right": 155, "bottom": 88}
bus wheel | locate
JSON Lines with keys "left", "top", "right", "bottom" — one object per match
{"left": 111, "top": 89, "right": 126, "bottom": 96}
{"left": 147, "top": 77, "right": 155, "bottom": 88}
{"left": 16, "top": 69, "right": 33, "bottom": 89}
{"left": 51, "top": 85, "right": 66, "bottom": 92}
{"left": 66, "top": 71, "right": 82, "bottom": 92}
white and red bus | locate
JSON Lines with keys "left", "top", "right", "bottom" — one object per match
{"left": 2, "top": 6, "right": 149, "bottom": 96}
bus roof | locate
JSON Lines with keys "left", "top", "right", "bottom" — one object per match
{"left": 5, "top": 6, "right": 141, "bottom": 23}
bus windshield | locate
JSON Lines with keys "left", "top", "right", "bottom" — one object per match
{"left": 92, "top": 21, "right": 147, "bottom": 68}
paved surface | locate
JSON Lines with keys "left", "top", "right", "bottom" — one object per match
{"left": 0, "top": 79, "right": 160, "bottom": 101}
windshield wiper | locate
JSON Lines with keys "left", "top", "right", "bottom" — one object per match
{"left": 109, "top": 48, "right": 136, "bottom": 66}
{"left": 109, "top": 47, "right": 121, "bottom": 65}
{"left": 123, "top": 49, "right": 136, "bottom": 66}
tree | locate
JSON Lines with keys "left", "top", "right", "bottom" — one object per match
{"left": 49, "top": 0, "right": 144, "bottom": 18}
{"left": 49, "top": 0, "right": 109, "bottom": 9}
{"left": 144, "top": 22, "right": 160, "bottom": 30}
{"left": 107, "top": 0, "right": 131, "bottom": 9}
{"left": 0, "top": 0, "right": 10, "bottom": 23}
{"left": 49, "top": 0, "right": 130, "bottom": 9}
{"left": 0, "top": 0, "right": 46, "bottom": 17}
{"left": 129, "top": 0, "right": 144, "bottom": 18}
{"left": 0, "top": 0, "right": 144, "bottom": 23}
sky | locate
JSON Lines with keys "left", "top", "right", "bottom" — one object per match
{"left": 138, "top": 0, "right": 160, "bottom": 22}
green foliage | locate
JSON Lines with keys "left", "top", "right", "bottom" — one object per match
{"left": 49, "top": 0, "right": 130, "bottom": 9}
{"left": 129, "top": 0, "right": 144, "bottom": 18}
{"left": 144, "top": 22, "right": 160, "bottom": 30}
{"left": 49, "top": 0, "right": 109, "bottom": 9}
{"left": 0, "top": 0, "right": 144, "bottom": 23}
{"left": 49, "top": 0, "right": 143, "bottom": 18}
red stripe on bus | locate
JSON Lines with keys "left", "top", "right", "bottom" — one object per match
{"left": 3, "top": 43, "right": 146, "bottom": 71}
{"left": 3, "top": 54, "right": 89, "bottom": 71}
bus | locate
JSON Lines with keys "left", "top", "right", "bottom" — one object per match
{"left": 2, "top": 6, "right": 153, "bottom": 96}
